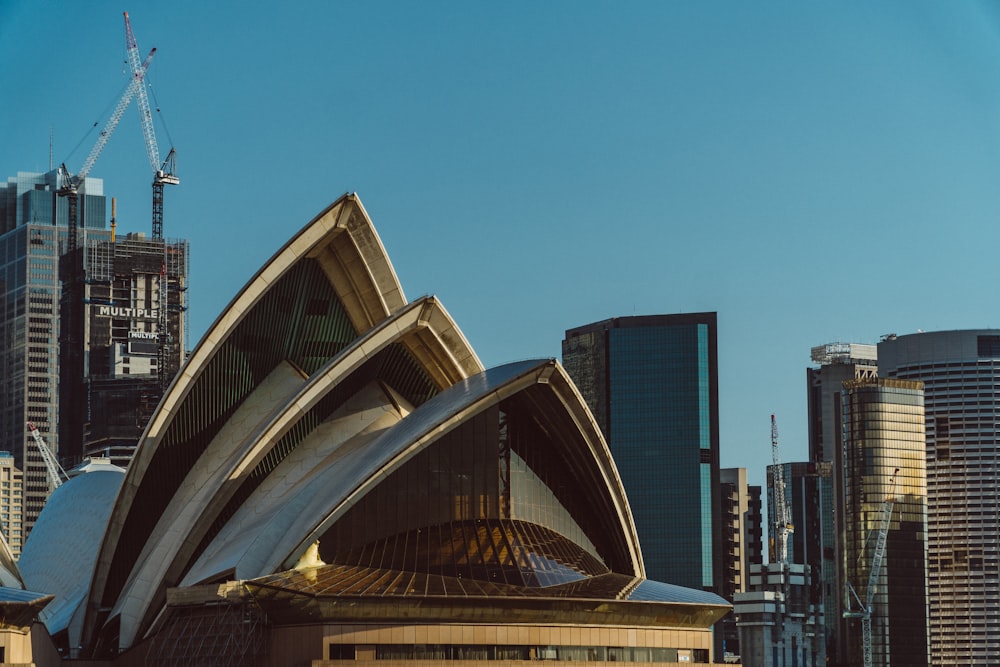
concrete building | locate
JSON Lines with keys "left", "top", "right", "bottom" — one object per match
{"left": 561, "top": 313, "right": 722, "bottom": 595}
{"left": 73, "top": 231, "right": 188, "bottom": 467}
{"left": 838, "top": 376, "right": 928, "bottom": 666}
{"left": 807, "top": 342, "right": 877, "bottom": 463}
{"left": 734, "top": 562, "right": 825, "bottom": 667}
{"left": 879, "top": 331, "right": 1000, "bottom": 665}
{"left": 0, "top": 454, "right": 24, "bottom": 558}
{"left": 0, "top": 170, "right": 109, "bottom": 530}
{"left": 9, "top": 193, "right": 730, "bottom": 665}
{"left": 719, "top": 467, "right": 753, "bottom": 660}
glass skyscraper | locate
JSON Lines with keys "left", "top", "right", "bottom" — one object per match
{"left": 562, "top": 313, "right": 722, "bottom": 594}
{"left": 879, "top": 330, "right": 1000, "bottom": 665}
{"left": 839, "top": 377, "right": 928, "bottom": 667}
{"left": 0, "top": 170, "right": 108, "bottom": 534}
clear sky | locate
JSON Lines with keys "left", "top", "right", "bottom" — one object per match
{"left": 3, "top": 2, "right": 1000, "bottom": 493}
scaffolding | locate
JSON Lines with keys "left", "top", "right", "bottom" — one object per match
{"left": 76, "top": 233, "right": 189, "bottom": 466}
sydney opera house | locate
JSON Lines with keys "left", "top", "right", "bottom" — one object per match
{"left": 3, "top": 194, "right": 729, "bottom": 665}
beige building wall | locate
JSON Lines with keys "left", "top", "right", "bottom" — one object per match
{"left": 0, "top": 453, "right": 24, "bottom": 558}
{"left": 266, "top": 622, "right": 714, "bottom": 667}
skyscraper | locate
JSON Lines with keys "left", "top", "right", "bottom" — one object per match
{"left": 807, "top": 342, "right": 877, "bottom": 463}
{"left": 0, "top": 170, "right": 108, "bottom": 530}
{"left": 838, "top": 376, "right": 928, "bottom": 666}
{"left": 767, "top": 461, "right": 836, "bottom": 662}
{"left": 0, "top": 169, "right": 189, "bottom": 533}
{"left": 562, "top": 313, "right": 722, "bottom": 593}
{"left": 68, "top": 231, "right": 189, "bottom": 467}
{"left": 879, "top": 330, "right": 1000, "bottom": 665}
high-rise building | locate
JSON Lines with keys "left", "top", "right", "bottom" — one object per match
{"left": 807, "top": 342, "right": 877, "bottom": 463}
{"left": 734, "top": 562, "right": 825, "bottom": 667}
{"left": 562, "top": 313, "right": 722, "bottom": 593}
{"left": 70, "top": 231, "right": 189, "bottom": 467}
{"left": 720, "top": 467, "right": 755, "bottom": 661}
{"left": 0, "top": 170, "right": 108, "bottom": 529}
{"left": 838, "top": 376, "right": 928, "bottom": 666}
{"left": 768, "top": 461, "right": 835, "bottom": 663}
{"left": 0, "top": 453, "right": 24, "bottom": 558}
{"left": 0, "top": 169, "right": 188, "bottom": 531}
{"left": 879, "top": 331, "right": 1000, "bottom": 665}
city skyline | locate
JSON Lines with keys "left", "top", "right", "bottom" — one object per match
{"left": 4, "top": 2, "right": 1000, "bottom": 494}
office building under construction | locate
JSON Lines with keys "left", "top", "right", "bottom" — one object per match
{"left": 72, "top": 230, "right": 189, "bottom": 468}
{"left": 1, "top": 168, "right": 188, "bottom": 536}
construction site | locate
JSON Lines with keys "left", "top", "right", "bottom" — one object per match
{"left": 77, "top": 228, "right": 188, "bottom": 467}
{"left": 54, "top": 11, "right": 186, "bottom": 471}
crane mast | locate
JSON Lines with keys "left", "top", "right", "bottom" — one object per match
{"left": 58, "top": 46, "right": 155, "bottom": 255}
{"left": 124, "top": 10, "right": 179, "bottom": 241}
{"left": 123, "top": 11, "right": 179, "bottom": 390}
{"left": 770, "top": 414, "right": 794, "bottom": 563}
{"left": 25, "top": 423, "right": 68, "bottom": 491}
{"left": 845, "top": 467, "right": 899, "bottom": 667}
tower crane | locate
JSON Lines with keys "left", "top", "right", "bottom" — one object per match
{"left": 844, "top": 467, "right": 900, "bottom": 667}
{"left": 25, "top": 423, "right": 69, "bottom": 491}
{"left": 770, "top": 414, "right": 794, "bottom": 563}
{"left": 57, "top": 45, "right": 156, "bottom": 258}
{"left": 123, "top": 10, "right": 179, "bottom": 241}
{"left": 122, "top": 11, "right": 179, "bottom": 390}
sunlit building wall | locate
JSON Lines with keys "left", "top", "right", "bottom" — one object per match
{"left": 839, "top": 377, "right": 928, "bottom": 667}
{"left": 879, "top": 330, "right": 1000, "bottom": 665}
{"left": 0, "top": 453, "right": 24, "bottom": 558}
{"left": 719, "top": 467, "right": 751, "bottom": 660}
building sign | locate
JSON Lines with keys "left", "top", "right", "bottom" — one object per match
{"left": 96, "top": 306, "right": 159, "bottom": 320}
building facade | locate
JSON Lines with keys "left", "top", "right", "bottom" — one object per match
{"left": 879, "top": 330, "right": 1000, "bottom": 665}
{"left": 0, "top": 170, "right": 108, "bottom": 531}
{"left": 839, "top": 377, "right": 928, "bottom": 666}
{"left": 734, "top": 562, "right": 825, "bottom": 667}
{"left": 74, "top": 231, "right": 188, "bottom": 467}
{"left": 561, "top": 313, "right": 722, "bottom": 595}
{"left": 720, "top": 467, "right": 752, "bottom": 661}
{"left": 0, "top": 454, "right": 24, "bottom": 558}
{"left": 0, "top": 169, "right": 188, "bottom": 533}
{"left": 746, "top": 484, "right": 763, "bottom": 570}
{"left": 768, "top": 461, "right": 835, "bottom": 662}
{"left": 807, "top": 342, "right": 878, "bottom": 464}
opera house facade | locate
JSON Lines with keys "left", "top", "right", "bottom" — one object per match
{"left": 9, "top": 194, "right": 729, "bottom": 665}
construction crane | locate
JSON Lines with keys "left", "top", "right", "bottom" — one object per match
{"left": 770, "top": 414, "right": 794, "bottom": 563}
{"left": 844, "top": 467, "right": 900, "bottom": 667}
{"left": 57, "top": 44, "right": 156, "bottom": 257}
{"left": 25, "top": 422, "right": 69, "bottom": 490}
{"left": 123, "top": 10, "right": 179, "bottom": 240}
{"left": 123, "top": 11, "right": 178, "bottom": 390}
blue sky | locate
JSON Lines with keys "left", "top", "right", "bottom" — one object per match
{"left": 3, "top": 2, "right": 1000, "bottom": 492}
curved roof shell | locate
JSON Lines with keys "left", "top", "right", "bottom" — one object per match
{"left": 78, "top": 194, "right": 725, "bottom": 655}
{"left": 18, "top": 465, "right": 123, "bottom": 649}
{"left": 86, "top": 194, "right": 482, "bottom": 650}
